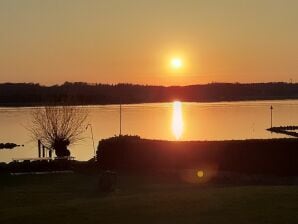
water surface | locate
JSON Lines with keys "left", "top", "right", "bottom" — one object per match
{"left": 1, "top": 100, "right": 297, "bottom": 163}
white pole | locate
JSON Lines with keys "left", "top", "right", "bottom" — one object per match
{"left": 86, "top": 124, "right": 96, "bottom": 161}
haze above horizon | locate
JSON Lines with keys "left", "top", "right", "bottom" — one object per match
{"left": 0, "top": 0, "right": 298, "bottom": 85}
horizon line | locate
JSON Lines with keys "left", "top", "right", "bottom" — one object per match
{"left": 0, "top": 81, "right": 296, "bottom": 88}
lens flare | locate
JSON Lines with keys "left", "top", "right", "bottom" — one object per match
{"left": 172, "top": 101, "right": 183, "bottom": 140}
{"left": 197, "top": 170, "right": 204, "bottom": 178}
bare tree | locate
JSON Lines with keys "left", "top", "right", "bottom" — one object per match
{"left": 29, "top": 106, "right": 88, "bottom": 157}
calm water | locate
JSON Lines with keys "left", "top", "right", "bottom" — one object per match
{"left": 1, "top": 100, "right": 298, "bottom": 163}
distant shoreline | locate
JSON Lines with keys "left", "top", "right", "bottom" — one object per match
{"left": 1, "top": 98, "right": 298, "bottom": 108}
{"left": 1, "top": 82, "right": 298, "bottom": 107}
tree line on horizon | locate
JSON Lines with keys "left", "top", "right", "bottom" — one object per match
{"left": 1, "top": 82, "right": 298, "bottom": 106}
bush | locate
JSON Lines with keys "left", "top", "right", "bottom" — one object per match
{"left": 96, "top": 136, "right": 298, "bottom": 176}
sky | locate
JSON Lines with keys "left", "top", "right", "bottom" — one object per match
{"left": 0, "top": 0, "right": 298, "bottom": 86}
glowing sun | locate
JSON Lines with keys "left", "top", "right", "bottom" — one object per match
{"left": 171, "top": 58, "right": 183, "bottom": 69}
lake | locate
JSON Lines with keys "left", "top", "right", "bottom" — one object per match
{"left": 1, "top": 100, "right": 298, "bottom": 163}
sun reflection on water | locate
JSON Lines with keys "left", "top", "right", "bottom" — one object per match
{"left": 172, "top": 101, "right": 183, "bottom": 140}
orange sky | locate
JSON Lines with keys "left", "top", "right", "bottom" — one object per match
{"left": 0, "top": 0, "right": 298, "bottom": 86}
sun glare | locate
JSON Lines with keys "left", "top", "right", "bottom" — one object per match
{"left": 171, "top": 58, "right": 183, "bottom": 69}
{"left": 172, "top": 101, "right": 183, "bottom": 140}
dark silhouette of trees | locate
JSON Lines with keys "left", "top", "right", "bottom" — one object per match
{"left": 1, "top": 82, "right": 298, "bottom": 106}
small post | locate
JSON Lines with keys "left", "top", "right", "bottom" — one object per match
{"left": 270, "top": 105, "right": 273, "bottom": 128}
{"left": 42, "top": 145, "right": 45, "bottom": 158}
{"left": 38, "top": 140, "right": 41, "bottom": 158}
{"left": 120, "top": 103, "right": 122, "bottom": 136}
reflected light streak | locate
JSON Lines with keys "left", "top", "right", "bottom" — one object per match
{"left": 172, "top": 101, "right": 183, "bottom": 140}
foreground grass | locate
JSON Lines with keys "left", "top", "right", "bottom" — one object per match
{"left": 0, "top": 173, "right": 298, "bottom": 224}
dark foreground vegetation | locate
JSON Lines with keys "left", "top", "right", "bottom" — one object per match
{"left": 97, "top": 136, "right": 298, "bottom": 176}
{"left": 1, "top": 173, "right": 298, "bottom": 224}
{"left": 0, "top": 160, "right": 97, "bottom": 174}
{"left": 1, "top": 82, "right": 298, "bottom": 106}
{"left": 2, "top": 136, "right": 297, "bottom": 178}
{"left": 2, "top": 137, "right": 298, "bottom": 223}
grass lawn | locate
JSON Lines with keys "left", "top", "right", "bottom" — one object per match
{"left": 0, "top": 173, "right": 298, "bottom": 224}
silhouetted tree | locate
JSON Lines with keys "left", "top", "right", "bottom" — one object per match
{"left": 29, "top": 106, "right": 88, "bottom": 157}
